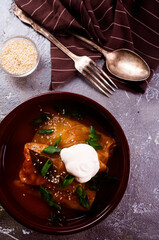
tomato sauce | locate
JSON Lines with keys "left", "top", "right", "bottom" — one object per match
{"left": 3, "top": 103, "right": 121, "bottom": 223}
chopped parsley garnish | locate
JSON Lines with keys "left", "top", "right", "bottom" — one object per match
{"left": 40, "top": 186, "right": 60, "bottom": 210}
{"left": 55, "top": 105, "right": 83, "bottom": 119}
{"left": 38, "top": 129, "right": 54, "bottom": 134}
{"left": 41, "top": 159, "right": 52, "bottom": 177}
{"left": 50, "top": 208, "right": 57, "bottom": 222}
{"left": 42, "top": 136, "right": 62, "bottom": 154}
{"left": 86, "top": 172, "right": 118, "bottom": 191}
{"left": 42, "top": 145, "right": 61, "bottom": 154}
{"left": 31, "top": 112, "right": 52, "bottom": 126}
{"left": 53, "top": 136, "right": 61, "bottom": 147}
{"left": 59, "top": 174, "right": 75, "bottom": 188}
{"left": 40, "top": 186, "right": 63, "bottom": 222}
{"left": 75, "top": 185, "right": 90, "bottom": 210}
{"left": 86, "top": 174, "right": 100, "bottom": 191}
{"left": 85, "top": 126, "right": 102, "bottom": 150}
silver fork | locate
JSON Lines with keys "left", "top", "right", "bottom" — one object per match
{"left": 13, "top": 5, "right": 117, "bottom": 96}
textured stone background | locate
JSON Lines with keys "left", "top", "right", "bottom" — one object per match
{"left": 0, "top": 1, "right": 159, "bottom": 239}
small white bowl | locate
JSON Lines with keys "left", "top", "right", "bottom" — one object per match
{"left": 0, "top": 36, "right": 40, "bottom": 77}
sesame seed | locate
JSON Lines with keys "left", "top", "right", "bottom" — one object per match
{"left": 0, "top": 39, "right": 38, "bottom": 75}
{"left": 48, "top": 121, "right": 52, "bottom": 126}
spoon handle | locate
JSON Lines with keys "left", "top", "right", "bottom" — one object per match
{"left": 72, "top": 33, "right": 108, "bottom": 55}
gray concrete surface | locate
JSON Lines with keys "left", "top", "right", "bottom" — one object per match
{"left": 0, "top": 1, "right": 159, "bottom": 239}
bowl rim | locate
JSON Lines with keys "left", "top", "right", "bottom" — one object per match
{"left": 0, "top": 35, "right": 40, "bottom": 77}
{"left": 0, "top": 91, "right": 130, "bottom": 234}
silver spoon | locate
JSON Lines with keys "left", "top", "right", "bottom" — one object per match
{"left": 73, "top": 33, "right": 150, "bottom": 81}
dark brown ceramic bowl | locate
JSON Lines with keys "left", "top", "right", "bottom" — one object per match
{"left": 0, "top": 92, "right": 129, "bottom": 234}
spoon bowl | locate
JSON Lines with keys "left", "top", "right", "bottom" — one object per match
{"left": 73, "top": 34, "right": 150, "bottom": 81}
{"left": 106, "top": 48, "right": 150, "bottom": 81}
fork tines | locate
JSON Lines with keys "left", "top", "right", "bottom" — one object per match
{"left": 83, "top": 60, "right": 118, "bottom": 97}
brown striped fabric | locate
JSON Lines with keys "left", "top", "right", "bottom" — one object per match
{"left": 14, "top": 0, "right": 159, "bottom": 92}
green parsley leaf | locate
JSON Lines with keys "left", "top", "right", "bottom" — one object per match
{"left": 89, "top": 126, "right": 101, "bottom": 140}
{"left": 53, "top": 136, "right": 61, "bottom": 147}
{"left": 42, "top": 145, "right": 61, "bottom": 154}
{"left": 86, "top": 172, "right": 118, "bottom": 191}
{"left": 41, "top": 159, "right": 52, "bottom": 177}
{"left": 31, "top": 118, "right": 43, "bottom": 126}
{"left": 85, "top": 126, "right": 102, "bottom": 150}
{"left": 50, "top": 209, "right": 57, "bottom": 222}
{"left": 41, "top": 112, "right": 52, "bottom": 121}
{"left": 86, "top": 174, "right": 99, "bottom": 191}
{"left": 40, "top": 186, "right": 60, "bottom": 210}
{"left": 31, "top": 112, "right": 52, "bottom": 126}
{"left": 55, "top": 105, "right": 69, "bottom": 116}
{"left": 42, "top": 136, "right": 62, "bottom": 154}
{"left": 75, "top": 185, "right": 90, "bottom": 210}
{"left": 55, "top": 105, "right": 84, "bottom": 119}
{"left": 85, "top": 139, "right": 102, "bottom": 150}
{"left": 59, "top": 174, "right": 75, "bottom": 188}
{"left": 38, "top": 129, "right": 54, "bottom": 134}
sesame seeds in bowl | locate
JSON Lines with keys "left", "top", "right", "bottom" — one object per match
{"left": 0, "top": 36, "right": 39, "bottom": 77}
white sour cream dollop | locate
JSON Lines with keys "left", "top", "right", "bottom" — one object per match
{"left": 60, "top": 144, "right": 100, "bottom": 183}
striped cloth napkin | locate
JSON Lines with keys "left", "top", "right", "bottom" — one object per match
{"left": 14, "top": 0, "right": 159, "bottom": 92}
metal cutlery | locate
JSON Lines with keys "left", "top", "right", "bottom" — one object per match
{"left": 72, "top": 33, "right": 150, "bottom": 82}
{"left": 13, "top": 5, "right": 117, "bottom": 96}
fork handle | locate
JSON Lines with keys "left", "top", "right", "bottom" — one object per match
{"left": 13, "top": 5, "right": 79, "bottom": 62}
